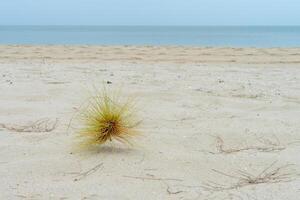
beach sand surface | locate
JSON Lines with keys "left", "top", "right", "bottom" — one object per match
{"left": 0, "top": 46, "right": 300, "bottom": 199}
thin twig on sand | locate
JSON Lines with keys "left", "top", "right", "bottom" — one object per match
{"left": 73, "top": 163, "right": 104, "bottom": 181}
{"left": 203, "top": 161, "right": 298, "bottom": 191}
{"left": 123, "top": 175, "right": 183, "bottom": 182}
{"left": 123, "top": 175, "right": 185, "bottom": 195}
{"left": 165, "top": 183, "right": 185, "bottom": 195}
{"left": 0, "top": 118, "right": 58, "bottom": 133}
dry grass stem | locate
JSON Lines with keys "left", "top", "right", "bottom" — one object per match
{"left": 73, "top": 163, "right": 104, "bottom": 181}
{"left": 123, "top": 175, "right": 183, "bottom": 182}
{"left": 165, "top": 184, "right": 185, "bottom": 195}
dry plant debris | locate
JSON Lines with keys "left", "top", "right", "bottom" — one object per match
{"left": 123, "top": 175, "right": 183, "bottom": 182}
{"left": 76, "top": 89, "right": 140, "bottom": 148}
{"left": 123, "top": 174, "right": 185, "bottom": 195}
{"left": 209, "top": 135, "right": 299, "bottom": 154}
{"left": 73, "top": 163, "right": 104, "bottom": 181}
{"left": 0, "top": 118, "right": 58, "bottom": 133}
{"left": 203, "top": 161, "right": 298, "bottom": 191}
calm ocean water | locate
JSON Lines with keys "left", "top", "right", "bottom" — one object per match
{"left": 0, "top": 26, "right": 300, "bottom": 47}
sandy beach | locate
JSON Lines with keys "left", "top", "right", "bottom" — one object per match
{"left": 1, "top": 45, "right": 300, "bottom": 199}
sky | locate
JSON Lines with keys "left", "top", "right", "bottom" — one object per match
{"left": 0, "top": 0, "right": 300, "bottom": 26}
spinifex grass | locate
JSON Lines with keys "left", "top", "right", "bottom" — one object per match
{"left": 77, "top": 90, "right": 139, "bottom": 148}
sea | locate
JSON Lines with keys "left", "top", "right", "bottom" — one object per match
{"left": 0, "top": 26, "right": 300, "bottom": 47}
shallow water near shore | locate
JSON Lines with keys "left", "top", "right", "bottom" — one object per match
{"left": 1, "top": 26, "right": 300, "bottom": 47}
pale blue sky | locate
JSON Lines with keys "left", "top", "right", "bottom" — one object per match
{"left": 0, "top": 0, "right": 299, "bottom": 25}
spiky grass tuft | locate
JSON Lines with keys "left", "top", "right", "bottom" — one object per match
{"left": 77, "top": 89, "right": 140, "bottom": 148}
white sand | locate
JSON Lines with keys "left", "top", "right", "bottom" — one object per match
{"left": 0, "top": 46, "right": 300, "bottom": 199}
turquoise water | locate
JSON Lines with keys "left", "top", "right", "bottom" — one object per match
{"left": 0, "top": 26, "right": 300, "bottom": 47}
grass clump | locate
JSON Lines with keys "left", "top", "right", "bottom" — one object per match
{"left": 77, "top": 89, "right": 140, "bottom": 148}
